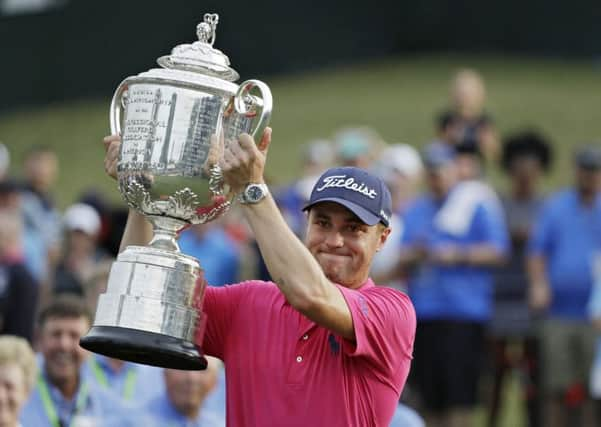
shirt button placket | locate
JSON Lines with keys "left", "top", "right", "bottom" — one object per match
{"left": 296, "top": 356, "right": 303, "bottom": 363}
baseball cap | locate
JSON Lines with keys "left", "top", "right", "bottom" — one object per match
{"left": 375, "top": 144, "right": 423, "bottom": 182}
{"left": 575, "top": 146, "right": 601, "bottom": 171}
{"left": 63, "top": 203, "right": 101, "bottom": 236}
{"left": 302, "top": 167, "right": 392, "bottom": 227}
{"left": 422, "top": 142, "right": 456, "bottom": 169}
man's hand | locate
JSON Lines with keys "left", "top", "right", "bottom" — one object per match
{"left": 103, "top": 135, "right": 120, "bottom": 180}
{"left": 218, "top": 128, "right": 272, "bottom": 193}
{"left": 529, "top": 281, "right": 551, "bottom": 312}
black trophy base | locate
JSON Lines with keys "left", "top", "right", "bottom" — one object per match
{"left": 80, "top": 326, "right": 207, "bottom": 370}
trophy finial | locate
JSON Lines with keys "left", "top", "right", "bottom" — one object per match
{"left": 197, "top": 13, "right": 219, "bottom": 46}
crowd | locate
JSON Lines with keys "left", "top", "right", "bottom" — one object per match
{"left": 0, "top": 67, "right": 599, "bottom": 427}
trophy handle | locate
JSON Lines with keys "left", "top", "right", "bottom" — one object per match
{"left": 233, "top": 79, "right": 273, "bottom": 140}
{"left": 109, "top": 83, "right": 129, "bottom": 135}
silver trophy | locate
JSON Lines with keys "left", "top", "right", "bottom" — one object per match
{"left": 80, "top": 13, "right": 272, "bottom": 369}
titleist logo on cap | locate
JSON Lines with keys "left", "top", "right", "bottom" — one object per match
{"left": 316, "top": 175, "right": 378, "bottom": 199}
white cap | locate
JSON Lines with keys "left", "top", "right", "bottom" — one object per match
{"left": 375, "top": 144, "right": 423, "bottom": 182}
{"left": 63, "top": 203, "right": 101, "bottom": 236}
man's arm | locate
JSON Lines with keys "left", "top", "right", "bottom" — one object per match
{"left": 219, "top": 129, "right": 355, "bottom": 340}
{"left": 526, "top": 254, "right": 551, "bottom": 311}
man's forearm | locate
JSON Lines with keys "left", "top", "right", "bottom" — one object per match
{"left": 241, "top": 194, "right": 331, "bottom": 310}
{"left": 527, "top": 254, "right": 549, "bottom": 289}
{"left": 119, "top": 209, "right": 153, "bottom": 253}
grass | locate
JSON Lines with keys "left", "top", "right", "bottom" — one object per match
{"left": 1, "top": 54, "right": 600, "bottom": 208}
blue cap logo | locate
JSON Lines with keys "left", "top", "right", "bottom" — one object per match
{"left": 303, "top": 167, "right": 392, "bottom": 227}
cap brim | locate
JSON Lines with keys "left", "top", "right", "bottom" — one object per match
{"left": 302, "top": 197, "right": 381, "bottom": 226}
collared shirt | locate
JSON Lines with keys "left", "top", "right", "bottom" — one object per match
{"left": 82, "top": 354, "right": 164, "bottom": 405}
{"left": 202, "top": 279, "right": 415, "bottom": 427}
{"left": 402, "top": 186, "right": 509, "bottom": 321}
{"left": 528, "top": 188, "right": 601, "bottom": 318}
{"left": 143, "top": 393, "right": 225, "bottom": 427}
{"left": 20, "top": 367, "right": 134, "bottom": 427}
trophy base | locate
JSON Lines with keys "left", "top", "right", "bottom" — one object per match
{"left": 80, "top": 326, "right": 207, "bottom": 370}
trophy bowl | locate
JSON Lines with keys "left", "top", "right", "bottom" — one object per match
{"left": 80, "top": 13, "right": 272, "bottom": 369}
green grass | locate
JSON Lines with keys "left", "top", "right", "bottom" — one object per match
{"left": 1, "top": 54, "right": 600, "bottom": 207}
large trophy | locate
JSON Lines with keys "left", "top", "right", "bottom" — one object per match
{"left": 79, "top": 13, "right": 272, "bottom": 370}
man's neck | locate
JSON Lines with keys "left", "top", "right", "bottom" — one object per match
{"left": 49, "top": 373, "right": 79, "bottom": 400}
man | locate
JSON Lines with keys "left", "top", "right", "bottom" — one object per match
{"left": 400, "top": 143, "right": 508, "bottom": 427}
{"left": 143, "top": 357, "right": 225, "bottom": 426}
{"left": 102, "top": 128, "right": 416, "bottom": 427}
{"left": 21, "top": 295, "right": 132, "bottom": 426}
{"left": 527, "top": 146, "right": 601, "bottom": 427}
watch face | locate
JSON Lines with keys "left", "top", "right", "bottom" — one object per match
{"left": 246, "top": 185, "right": 264, "bottom": 202}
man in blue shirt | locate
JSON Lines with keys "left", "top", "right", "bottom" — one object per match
{"left": 178, "top": 224, "right": 240, "bottom": 287}
{"left": 400, "top": 143, "right": 508, "bottom": 427}
{"left": 527, "top": 146, "right": 601, "bottom": 427}
{"left": 143, "top": 356, "right": 225, "bottom": 427}
{"left": 83, "top": 354, "right": 164, "bottom": 407}
{"left": 20, "top": 295, "right": 133, "bottom": 426}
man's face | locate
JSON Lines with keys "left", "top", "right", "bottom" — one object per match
{"left": 426, "top": 163, "right": 457, "bottom": 199}
{"left": 39, "top": 316, "right": 90, "bottom": 385}
{"left": 24, "top": 151, "right": 58, "bottom": 192}
{"left": 576, "top": 167, "right": 601, "bottom": 196}
{"left": 164, "top": 368, "right": 217, "bottom": 417}
{"left": 305, "top": 202, "right": 390, "bottom": 289}
{"left": 0, "top": 363, "right": 28, "bottom": 427}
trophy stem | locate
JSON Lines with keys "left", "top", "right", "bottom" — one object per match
{"left": 147, "top": 216, "right": 186, "bottom": 252}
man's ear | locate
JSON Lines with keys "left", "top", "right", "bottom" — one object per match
{"left": 376, "top": 226, "right": 391, "bottom": 251}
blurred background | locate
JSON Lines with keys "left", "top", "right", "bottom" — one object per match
{"left": 0, "top": 1, "right": 600, "bottom": 427}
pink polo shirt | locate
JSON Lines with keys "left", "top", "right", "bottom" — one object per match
{"left": 202, "top": 278, "right": 416, "bottom": 427}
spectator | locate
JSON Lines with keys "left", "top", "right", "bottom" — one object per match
{"left": 143, "top": 357, "right": 225, "bottom": 427}
{"left": 0, "top": 179, "right": 46, "bottom": 284}
{"left": 178, "top": 222, "right": 241, "bottom": 287}
{"left": 0, "top": 143, "right": 9, "bottom": 181}
{"left": 527, "top": 145, "right": 601, "bottom": 427}
{"left": 0, "top": 210, "right": 39, "bottom": 343}
{"left": 53, "top": 203, "right": 111, "bottom": 297}
{"left": 19, "top": 145, "right": 62, "bottom": 283}
{"left": 436, "top": 69, "right": 499, "bottom": 161}
{"left": 333, "top": 126, "right": 382, "bottom": 169}
{"left": 21, "top": 295, "right": 132, "bottom": 426}
{"left": 0, "top": 335, "right": 37, "bottom": 427}
{"left": 83, "top": 354, "right": 164, "bottom": 407}
{"left": 488, "top": 130, "right": 553, "bottom": 427}
{"left": 401, "top": 143, "right": 508, "bottom": 427}
{"left": 370, "top": 143, "right": 423, "bottom": 291}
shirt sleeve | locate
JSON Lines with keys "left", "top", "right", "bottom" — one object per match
{"left": 527, "top": 198, "right": 555, "bottom": 257}
{"left": 201, "top": 283, "right": 248, "bottom": 359}
{"left": 336, "top": 286, "right": 416, "bottom": 373}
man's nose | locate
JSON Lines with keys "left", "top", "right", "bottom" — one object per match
{"left": 324, "top": 230, "right": 344, "bottom": 247}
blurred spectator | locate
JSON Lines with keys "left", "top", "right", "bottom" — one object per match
{"left": 53, "top": 203, "right": 111, "bottom": 297}
{"left": 19, "top": 146, "right": 62, "bottom": 283}
{"left": 179, "top": 222, "right": 241, "bottom": 286}
{"left": 276, "top": 139, "right": 334, "bottom": 237}
{"left": 389, "top": 402, "right": 426, "bottom": 427}
{"left": 0, "top": 210, "right": 39, "bottom": 343}
{"left": 0, "top": 179, "right": 47, "bottom": 284}
{"left": 489, "top": 131, "right": 553, "bottom": 427}
{"left": 436, "top": 69, "right": 499, "bottom": 162}
{"left": 143, "top": 357, "right": 225, "bottom": 426}
{"left": 333, "top": 126, "right": 382, "bottom": 168}
{"left": 527, "top": 145, "right": 601, "bottom": 427}
{"left": 370, "top": 143, "right": 423, "bottom": 291}
{"left": 0, "top": 143, "right": 9, "bottom": 181}
{"left": 401, "top": 143, "right": 508, "bottom": 427}
{"left": 0, "top": 335, "right": 37, "bottom": 427}
{"left": 83, "top": 354, "right": 164, "bottom": 407}
{"left": 21, "top": 295, "right": 133, "bottom": 426}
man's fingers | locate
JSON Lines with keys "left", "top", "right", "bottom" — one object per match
{"left": 258, "top": 127, "right": 272, "bottom": 154}
{"left": 102, "top": 134, "right": 120, "bottom": 152}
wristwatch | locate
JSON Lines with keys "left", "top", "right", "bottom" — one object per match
{"left": 239, "top": 183, "right": 269, "bottom": 204}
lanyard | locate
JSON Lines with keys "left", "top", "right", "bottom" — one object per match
{"left": 89, "top": 357, "right": 137, "bottom": 401}
{"left": 37, "top": 375, "right": 89, "bottom": 427}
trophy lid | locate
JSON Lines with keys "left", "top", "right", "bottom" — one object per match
{"left": 157, "top": 13, "right": 240, "bottom": 82}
